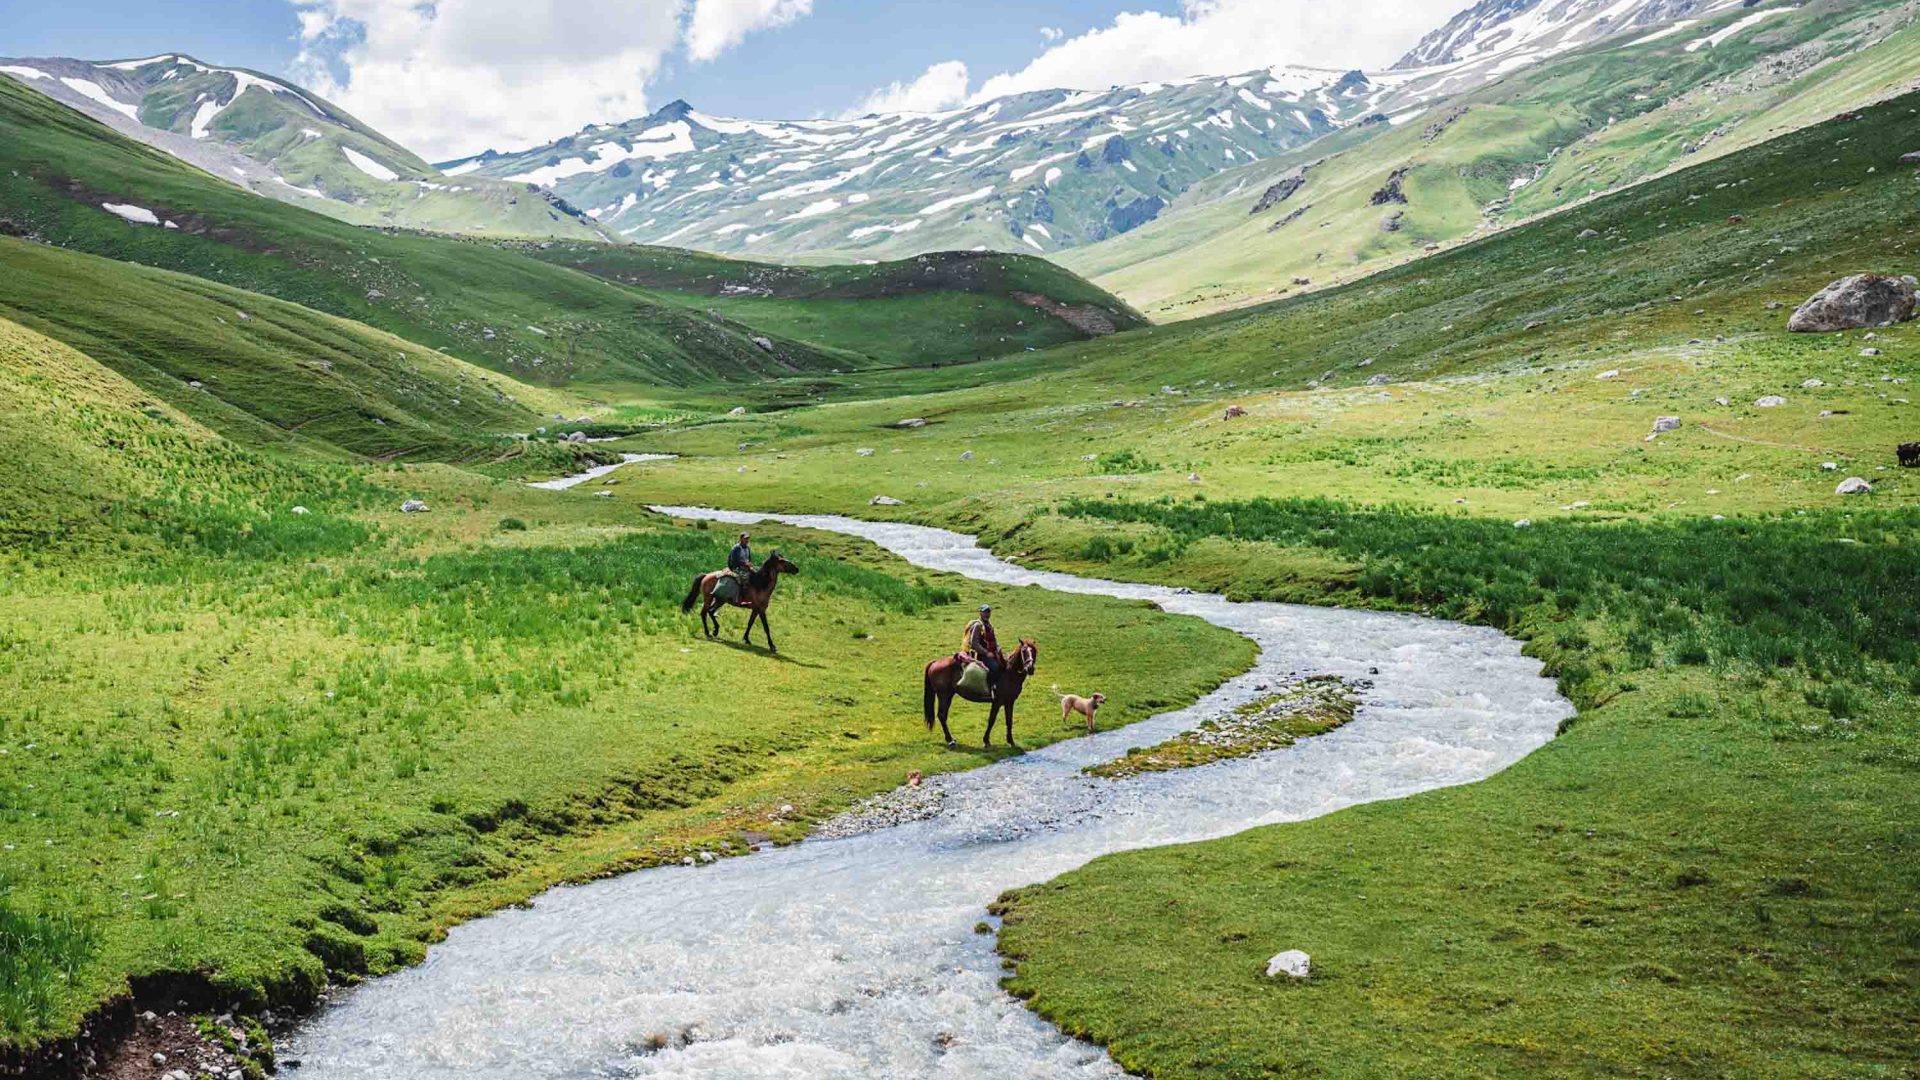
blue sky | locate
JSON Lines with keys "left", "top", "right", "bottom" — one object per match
{"left": 4, "top": 0, "right": 1175, "bottom": 119}
{"left": 2, "top": 0, "right": 1464, "bottom": 159}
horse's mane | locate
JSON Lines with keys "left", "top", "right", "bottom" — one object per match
{"left": 749, "top": 564, "right": 775, "bottom": 589}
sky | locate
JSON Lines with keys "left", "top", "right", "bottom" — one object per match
{"left": 2, "top": 0, "right": 1469, "bottom": 161}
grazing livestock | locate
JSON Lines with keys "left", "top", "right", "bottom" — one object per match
{"left": 1899, "top": 442, "right": 1919, "bottom": 467}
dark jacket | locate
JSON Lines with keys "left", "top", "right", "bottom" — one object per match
{"left": 728, "top": 542, "right": 753, "bottom": 575}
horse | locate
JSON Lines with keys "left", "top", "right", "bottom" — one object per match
{"left": 1899, "top": 442, "right": 1919, "bottom": 468}
{"left": 680, "top": 550, "right": 799, "bottom": 652}
{"left": 922, "top": 639, "right": 1037, "bottom": 748}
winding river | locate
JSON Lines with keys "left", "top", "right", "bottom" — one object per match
{"left": 286, "top": 505, "right": 1572, "bottom": 1079}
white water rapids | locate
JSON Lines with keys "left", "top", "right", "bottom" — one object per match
{"left": 287, "top": 507, "right": 1572, "bottom": 1079}
{"left": 524, "top": 453, "right": 678, "bottom": 491}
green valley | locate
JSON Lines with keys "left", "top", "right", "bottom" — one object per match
{"left": 3, "top": 3, "right": 1918, "bottom": 1077}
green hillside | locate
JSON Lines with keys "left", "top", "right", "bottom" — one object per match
{"left": 0, "top": 236, "right": 580, "bottom": 464}
{"left": 520, "top": 243, "right": 1147, "bottom": 366}
{"left": 0, "top": 76, "right": 845, "bottom": 389}
{"left": 1066, "top": 0, "right": 1920, "bottom": 316}
{"left": 602, "top": 87, "right": 1920, "bottom": 1078}
{"left": 0, "top": 55, "right": 611, "bottom": 241}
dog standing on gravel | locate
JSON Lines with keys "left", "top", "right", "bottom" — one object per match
{"left": 1062, "top": 693, "right": 1106, "bottom": 733}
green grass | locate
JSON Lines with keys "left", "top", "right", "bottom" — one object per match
{"left": 0, "top": 447, "right": 1250, "bottom": 1052}
{"left": 582, "top": 92, "right": 1920, "bottom": 1076}
{"left": 520, "top": 243, "right": 1147, "bottom": 367}
{"left": 0, "top": 76, "right": 842, "bottom": 388}
{"left": 0, "top": 239, "right": 579, "bottom": 463}
{"left": 0, "top": 77, "right": 1141, "bottom": 391}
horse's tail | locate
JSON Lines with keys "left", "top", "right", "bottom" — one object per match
{"left": 680, "top": 574, "right": 703, "bottom": 614}
{"left": 923, "top": 667, "right": 937, "bottom": 731}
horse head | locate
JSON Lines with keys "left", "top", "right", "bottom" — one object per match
{"left": 768, "top": 550, "right": 800, "bottom": 575}
{"left": 1015, "top": 638, "right": 1037, "bottom": 677}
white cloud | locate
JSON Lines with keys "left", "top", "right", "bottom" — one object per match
{"left": 1039, "top": 26, "right": 1063, "bottom": 42}
{"left": 974, "top": 0, "right": 1464, "bottom": 102}
{"left": 289, "top": 0, "right": 814, "bottom": 161}
{"left": 846, "top": 59, "right": 971, "bottom": 116}
{"left": 685, "top": 0, "right": 814, "bottom": 63}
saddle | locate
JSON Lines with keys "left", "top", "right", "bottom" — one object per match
{"left": 712, "top": 573, "right": 743, "bottom": 604}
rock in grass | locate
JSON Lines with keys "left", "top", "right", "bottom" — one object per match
{"left": 1366, "top": 374, "right": 1391, "bottom": 386}
{"left": 727, "top": 406, "right": 747, "bottom": 416}
{"left": 1902, "top": 151, "right": 1920, "bottom": 164}
{"left": 1821, "top": 462, "right": 1839, "bottom": 471}
{"left": 1651, "top": 416, "right": 1681, "bottom": 433}
{"left": 1836, "top": 477, "right": 1873, "bottom": 495}
{"left": 1513, "top": 518, "right": 1533, "bottom": 528}
{"left": 565, "top": 431, "right": 587, "bottom": 443}
{"left": 750, "top": 336, "right": 774, "bottom": 352}
{"left": 290, "top": 506, "right": 310, "bottom": 515}
{"left": 400, "top": 499, "right": 429, "bottom": 513}
{"left": 870, "top": 495, "right": 903, "bottom": 506}
{"left": 960, "top": 450, "right": 974, "bottom": 461}
{"left": 1596, "top": 369, "right": 1620, "bottom": 380}
{"left": 856, "top": 447, "right": 875, "bottom": 456}
{"left": 1577, "top": 228, "right": 1599, "bottom": 239}
{"left": 1802, "top": 378, "right": 1826, "bottom": 389}
{"left": 1266, "top": 950, "right": 1311, "bottom": 979}
{"left": 1755, "top": 395, "right": 1787, "bottom": 408}
{"left": 1787, "top": 274, "right": 1917, "bottom": 332}
{"left": 892, "top": 418, "right": 929, "bottom": 428}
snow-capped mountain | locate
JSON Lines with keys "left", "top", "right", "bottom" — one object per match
{"left": 0, "top": 0, "right": 1770, "bottom": 260}
{"left": 0, "top": 54, "right": 606, "bottom": 240}
{"left": 444, "top": 0, "right": 1753, "bottom": 261}
{"left": 1396, "top": 0, "right": 1750, "bottom": 68}
{"left": 439, "top": 68, "right": 1430, "bottom": 260}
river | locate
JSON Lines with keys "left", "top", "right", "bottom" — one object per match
{"left": 286, "top": 505, "right": 1571, "bottom": 1079}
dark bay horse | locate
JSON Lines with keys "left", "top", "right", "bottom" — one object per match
{"left": 923, "top": 639, "right": 1037, "bottom": 747}
{"left": 681, "top": 550, "right": 799, "bottom": 652}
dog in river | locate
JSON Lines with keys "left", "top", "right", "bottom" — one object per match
{"left": 1062, "top": 693, "right": 1106, "bottom": 733}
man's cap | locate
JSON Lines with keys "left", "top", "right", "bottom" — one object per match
{"left": 979, "top": 604, "right": 992, "bottom": 614}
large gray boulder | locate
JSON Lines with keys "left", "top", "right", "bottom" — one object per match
{"left": 1786, "top": 274, "right": 1916, "bottom": 332}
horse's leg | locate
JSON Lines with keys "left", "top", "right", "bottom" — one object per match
{"left": 759, "top": 608, "right": 776, "bottom": 653}
{"left": 1004, "top": 700, "right": 1016, "bottom": 747}
{"left": 742, "top": 607, "right": 756, "bottom": 645}
{"left": 938, "top": 691, "right": 955, "bottom": 746}
{"left": 984, "top": 701, "right": 999, "bottom": 748}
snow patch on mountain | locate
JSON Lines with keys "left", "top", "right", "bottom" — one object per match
{"left": 59, "top": 77, "right": 139, "bottom": 121}
{"left": 342, "top": 145, "right": 400, "bottom": 181}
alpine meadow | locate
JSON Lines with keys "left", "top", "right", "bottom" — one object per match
{"left": 1, "top": 1, "right": 1916, "bottom": 1078}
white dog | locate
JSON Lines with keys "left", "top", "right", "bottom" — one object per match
{"left": 1062, "top": 693, "right": 1106, "bottom": 733}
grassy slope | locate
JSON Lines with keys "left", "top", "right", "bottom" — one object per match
{"left": 519, "top": 243, "right": 1148, "bottom": 367}
{"left": 1066, "top": 0, "right": 1920, "bottom": 317}
{"left": 595, "top": 93, "right": 1920, "bottom": 1075}
{"left": 0, "top": 328, "right": 1250, "bottom": 1052}
{"left": 0, "top": 237, "right": 579, "bottom": 463}
{"left": 0, "top": 76, "right": 845, "bottom": 389}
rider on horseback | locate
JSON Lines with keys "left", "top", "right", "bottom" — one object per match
{"left": 727, "top": 532, "right": 755, "bottom": 583}
{"left": 963, "top": 604, "right": 1000, "bottom": 693}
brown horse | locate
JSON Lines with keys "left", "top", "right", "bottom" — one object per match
{"left": 923, "top": 639, "right": 1038, "bottom": 747}
{"left": 681, "top": 550, "right": 799, "bottom": 652}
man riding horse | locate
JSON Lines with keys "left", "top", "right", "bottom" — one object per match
{"left": 963, "top": 604, "right": 1000, "bottom": 694}
{"left": 727, "top": 532, "right": 755, "bottom": 586}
